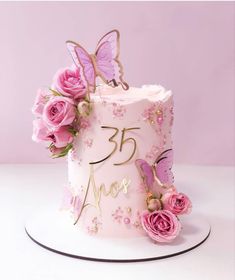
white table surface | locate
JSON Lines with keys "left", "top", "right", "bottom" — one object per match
{"left": 0, "top": 163, "right": 234, "bottom": 280}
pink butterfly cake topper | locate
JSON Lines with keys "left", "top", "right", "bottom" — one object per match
{"left": 135, "top": 149, "right": 174, "bottom": 192}
{"left": 66, "top": 29, "right": 129, "bottom": 96}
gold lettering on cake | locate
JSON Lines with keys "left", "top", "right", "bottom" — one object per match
{"left": 74, "top": 165, "right": 131, "bottom": 225}
{"left": 89, "top": 126, "right": 119, "bottom": 165}
{"left": 89, "top": 126, "right": 140, "bottom": 165}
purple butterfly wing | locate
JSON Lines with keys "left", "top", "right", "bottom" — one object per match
{"left": 95, "top": 30, "right": 129, "bottom": 90}
{"left": 135, "top": 159, "right": 154, "bottom": 190}
{"left": 96, "top": 41, "right": 115, "bottom": 81}
{"left": 66, "top": 41, "right": 96, "bottom": 92}
{"left": 155, "top": 149, "right": 174, "bottom": 185}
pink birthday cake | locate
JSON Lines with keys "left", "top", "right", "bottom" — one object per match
{"left": 32, "top": 30, "right": 192, "bottom": 243}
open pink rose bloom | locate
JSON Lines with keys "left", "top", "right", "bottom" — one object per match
{"left": 162, "top": 192, "right": 192, "bottom": 215}
{"left": 141, "top": 210, "right": 182, "bottom": 243}
{"left": 53, "top": 67, "right": 87, "bottom": 100}
{"left": 42, "top": 96, "right": 76, "bottom": 128}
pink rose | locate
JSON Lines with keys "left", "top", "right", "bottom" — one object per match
{"left": 50, "top": 126, "right": 74, "bottom": 148}
{"left": 141, "top": 210, "right": 181, "bottom": 243}
{"left": 32, "top": 119, "right": 74, "bottom": 148}
{"left": 43, "top": 96, "right": 76, "bottom": 128}
{"left": 53, "top": 67, "right": 87, "bottom": 99}
{"left": 32, "top": 88, "right": 51, "bottom": 116}
{"left": 162, "top": 192, "right": 192, "bottom": 215}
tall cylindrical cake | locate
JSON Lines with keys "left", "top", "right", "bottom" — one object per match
{"left": 67, "top": 84, "right": 174, "bottom": 237}
{"left": 32, "top": 30, "right": 191, "bottom": 244}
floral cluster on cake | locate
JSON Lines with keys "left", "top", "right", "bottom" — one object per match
{"left": 136, "top": 149, "right": 192, "bottom": 243}
{"left": 141, "top": 190, "right": 192, "bottom": 243}
{"left": 32, "top": 67, "right": 92, "bottom": 158}
{"left": 32, "top": 29, "right": 129, "bottom": 158}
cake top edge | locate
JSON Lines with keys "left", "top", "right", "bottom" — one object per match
{"left": 92, "top": 84, "right": 172, "bottom": 104}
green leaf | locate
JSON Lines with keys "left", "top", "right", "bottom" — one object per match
{"left": 51, "top": 143, "right": 73, "bottom": 159}
{"left": 67, "top": 126, "right": 78, "bottom": 136}
{"left": 49, "top": 88, "right": 62, "bottom": 96}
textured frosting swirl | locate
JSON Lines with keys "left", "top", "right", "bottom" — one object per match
{"left": 92, "top": 84, "right": 172, "bottom": 104}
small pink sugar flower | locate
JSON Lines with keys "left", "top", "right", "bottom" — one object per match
{"left": 42, "top": 96, "right": 76, "bottom": 128}
{"left": 79, "top": 117, "right": 91, "bottom": 130}
{"left": 53, "top": 67, "right": 87, "bottom": 100}
{"left": 112, "top": 103, "right": 126, "bottom": 118}
{"left": 162, "top": 192, "right": 192, "bottom": 215}
{"left": 141, "top": 210, "right": 181, "bottom": 243}
{"left": 84, "top": 138, "right": 93, "bottom": 148}
{"left": 32, "top": 88, "right": 52, "bottom": 116}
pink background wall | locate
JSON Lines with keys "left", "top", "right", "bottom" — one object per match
{"left": 0, "top": 2, "right": 234, "bottom": 165}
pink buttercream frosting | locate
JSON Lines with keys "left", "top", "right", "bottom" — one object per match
{"left": 66, "top": 84, "right": 174, "bottom": 238}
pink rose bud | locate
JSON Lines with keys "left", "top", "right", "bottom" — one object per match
{"left": 42, "top": 96, "right": 76, "bottom": 128}
{"left": 53, "top": 67, "right": 87, "bottom": 100}
{"left": 32, "top": 88, "right": 52, "bottom": 116}
{"left": 77, "top": 100, "right": 92, "bottom": 117}
{"left": 147, "top": 198, "right": 162, "bottom": 212}
{"left": 146, "top": 193, "right": 162, "bottom": 212}
{"left": 141, "top": 210, "right": 181, "bottom": 243}
{"left": 162, "top": 192, "right": 192, "bottom": 215}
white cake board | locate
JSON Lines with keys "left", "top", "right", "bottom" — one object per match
{"left": 25, "top": 207, "right": 211, "bottom": 262}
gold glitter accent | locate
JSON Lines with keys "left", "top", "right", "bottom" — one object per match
{"left": 126, "top": 207, "right": 132, "bottom": 213}
{"left": 156, "top": 109, "right": 162, "bottom": 115}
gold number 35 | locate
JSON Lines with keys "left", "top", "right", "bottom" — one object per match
{"left": 90, "top": 126, "right": 140, "bottom": 166}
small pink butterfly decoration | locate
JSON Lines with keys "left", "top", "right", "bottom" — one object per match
{"left": 135, "top": 149, "right": 174, "bottom": 192}
{"left": 66, "top": 29, "right": 129, "bottom": 96}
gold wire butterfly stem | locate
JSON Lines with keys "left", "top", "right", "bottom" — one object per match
{"left": 152, "top": 165, "right": 164, "bottom": 188}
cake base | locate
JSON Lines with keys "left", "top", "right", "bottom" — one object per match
{"left": 25, "top": 207, "right": 210, "bottom": 262}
